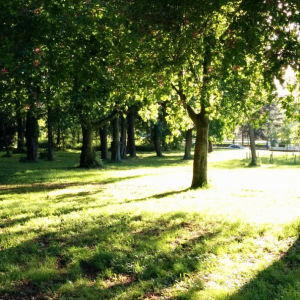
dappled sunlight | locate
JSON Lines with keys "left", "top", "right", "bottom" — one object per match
{"left": 2, "top": 151, "right": 300, "bottom": 299}
{"left": 48, "top": 184, "right": 103, "bottom": 196}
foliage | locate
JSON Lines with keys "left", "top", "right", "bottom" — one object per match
{"left": 278, "top": 119, "right": 293, "bottom": 146}
{"left": 2, "top": 1, "right": 300, "bottom": 181}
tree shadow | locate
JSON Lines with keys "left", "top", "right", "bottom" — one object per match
{"left": 176, "top": 230, "right": 300, "bottom": 300}
{"left": 122, "top": 188, "right": 191, "bottom": 204}
{"left": 0, "top": 186, "right": 191, "bottom": 242}
{"left": 109, "top": 154, "right": 191, "bottom": 170}
{"left": 0, "top": 174, "right": 144, "bottom": 196}
{"left": 4, "top": 207, "right": 299, "bottom": 299}
{"left": 0, "top": 216, "right": 32, "bottom": 228}
{"left": 0, "top": 211, "right": 237, "bottom": 300}
{"left": 226, "top": 235, "right": 300, "bottom": 300}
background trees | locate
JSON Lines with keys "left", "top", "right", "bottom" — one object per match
{"left": 1, "top": 0, "right": 300, "bottom": 187}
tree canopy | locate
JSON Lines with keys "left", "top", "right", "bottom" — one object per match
{"left": 1, "top": 0, "right": 300, "bottom": 186}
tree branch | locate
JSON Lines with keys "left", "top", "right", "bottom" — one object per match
{"left": 186, "top": 104, "right": 198, "bottom": 124}
{"left": 188, "top": 59, "right": 200, "bottom": 83}
{"left": 171, "top": 83, "right": 180, "bottom": 94}
{"left": 92, "top": 110, "right": 119, "bottom": 130}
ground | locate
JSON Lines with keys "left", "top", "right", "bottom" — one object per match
{"left": 0, "top": 149, "right": 300, "bottom": 299}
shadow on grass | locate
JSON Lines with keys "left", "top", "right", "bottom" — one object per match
{"left": 0, "top": 211, "right": 238, "bottom": 300}
{"left": 226, "top": 236, "right": 300, "bottom": 300}
{"left": 0, "top": 174, "right": 144, "bottom": 196}
{"left": 177, "top": 232, "right": 300, "bottom": 300}
{"left": 46, "top": 188, "right": 191, "bottom": 215}
{"left": 0, "top": 216, "right": 32, "bottom": 229}
{"left": 2, "top": 207, "right": 300, "bottom": 299}
{"left": 0, "top": 152, "right": 189, "bottom": 188}
{"left": 121, "top": 188, "right": 191, "bottom": 205}
{"left": 0, "top": 182, "right": 190, "bottom": 236}
{"left": 106, "top": 154, "right": 191, "bottom": 170}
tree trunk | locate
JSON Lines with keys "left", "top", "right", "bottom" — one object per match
{"left": 183, "top": 128, "right": 193, "bottom": 160}
{"left": 80, "top": 121, "right": 97, "bottom": 167}
{"left": 62, "top": 130, "right": 65, "bottom": 150}
{"left": 249, "top": 124, "right": 257, "bottom": 166}
{"left": 120, "top": 116, "right": 127, "bottom": 159}
{"left": 77, "top": 130, "right": 80, "bottom": 143}
{"left": 56, "top": 123, "right": 61, "bottom": 149}
{"left": 0, "top": 115, "right": 11, "bottom": 157}
{"left": 186, "top": 103, "right": 210, "bottom": 188}
{"left": 127, "top": 110, "right": 137, "bottom": 158}
{"left": 25, "top": 112, "right": 39, "bottom": 162}
{"left": 47, "top": 106, "right": 55, "bottom": 161}
{"left": 153, "top": 124, "right": 163, "bottom": 157}
{"left": 208, "top": 140, "right": 213, "bottom": 153}
{"left": 17, "top": 114, "right": 25, "bottom": 151}
{"left": 99, "top": 124, "right": 108, "bottom": 160}
{"left": 111, "top": 116, "right": 121, "bottom": 162}
{"left": 191, "top": 115, "right": 210, "bottom": 188}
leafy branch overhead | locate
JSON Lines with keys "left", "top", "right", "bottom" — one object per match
{"left": 1, "top": 0, "right": 300, "bottom": 185}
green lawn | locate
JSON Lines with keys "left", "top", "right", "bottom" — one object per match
{"left": 1, "top": 149, "right": 300, "bottom": 300}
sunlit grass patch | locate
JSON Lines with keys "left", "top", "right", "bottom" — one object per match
{"left": 1, "top": 150, "right": 300, "bottom": 299}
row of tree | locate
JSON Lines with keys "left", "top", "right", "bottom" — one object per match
{"left": 1, "top": 0, "right": 300, "bottom": 187}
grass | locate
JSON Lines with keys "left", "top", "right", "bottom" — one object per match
{"left": 1, "top": 149, "right": 300, "bottom": 299}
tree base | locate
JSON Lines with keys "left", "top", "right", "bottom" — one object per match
{"left": 248, "top": 161, "right": 260, "bottom": 167}
{"left": 19, "top": 157, "right": 38, "bottom": 163}
{"left": 79, "top": 158, "right": 103, "bottom": 168}
{"left": 183, "top": 155, "right": 193, "bottom": 160}
{"left": 13, "top": 148, "right": 27, "bottom": 154}
{"left": 190, "top": 181, "right": 211, "bottom": 190}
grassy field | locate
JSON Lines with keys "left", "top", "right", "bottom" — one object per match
{"left": 1, "top": 149, "right": 300, "bottom": 300}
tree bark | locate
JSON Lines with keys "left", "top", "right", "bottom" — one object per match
{"left": 16, "top": 114, "right": 25, "bottom": 151}
{"left": 99, "top": 124, "right": 108, "bottom": 160}
{"left": 111, "top": 116, "right": 121, "bottom": 162}
{"left": 208, "top": 140, "right": 213, "bottom": 153}
{"left": 47, "top": 106, "right": 55, "bottom": 161}
{"left": 249, "top": 124, "right": 257, "bottom": 166}
{"left": 192, "top": 116, "right": 210, "bottom": 188}
{"left": 77, "top": 110, "right": 119, "bottom": 166}
{"left": 127, "top": 110, "right": 137, "bottom": 158}
{"left": 183, "top": 128, "right": 193, "bottom": 160}
{"left": 153, "top": 124, "right": 163, "bottom": 157}
{"left": 80, "top": 121, "right": 97, "bottom": 167}
{"left": 25, "top": 112, "right": 39, "bottom": 162}
{"left": 120, "top": 116, "right": 127, "bottom": 159}
{"left": 62, "top": 130, "right": 65, "bottom": 150}
{"left": 56, "top": 123, "right": 61, "bottom": 149}
{"left": 0, "top": 115, "right": 11, "bottom": 157}
{"left": 187, "top": 105, "right": 210, "bottom": 188}
{"left": 77, "top": 130, "right": 80, "bottom": 143}
{"left": 190, "top": 45, "right": 212, "bottom": 188}
{"left": 173, "top": 47, "right": 212, "bottom": 188}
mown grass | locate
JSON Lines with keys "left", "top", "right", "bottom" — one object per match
{"left": 1, "top": 150, "right": 300, "bottom": 300}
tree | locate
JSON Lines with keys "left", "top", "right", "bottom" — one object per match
{"left": 128, "top": 0, "right": 299, "bottom": 187}
{"left": 126, "top": 110, "right": 137, "bottom": 158}
{"left": 99, "top": 124, "right": 109, "bottom": 160}
{"left": 183, "top": 128, "right": 193, "bottom": 160}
